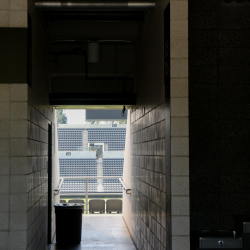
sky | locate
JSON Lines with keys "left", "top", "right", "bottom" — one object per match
{"left": 63, "top": 109, "right": 86, "bottom": 124}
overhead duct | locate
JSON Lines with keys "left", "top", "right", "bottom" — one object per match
{"left": 35, "top": 0, "right": 155, "bottom": 11}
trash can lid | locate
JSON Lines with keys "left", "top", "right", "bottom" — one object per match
{"left": 54, "top": 203, "right": 84, "bottom": 209}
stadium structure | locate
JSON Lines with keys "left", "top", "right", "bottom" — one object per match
{"left": 57, "top": 124, "right": 126, "bottom": 195}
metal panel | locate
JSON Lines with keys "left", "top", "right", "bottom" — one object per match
{"left": 86, "top": 109, "right": 127, "bottom": 121}
{"left": 199, "top": 237, "right": 242, "bottom": 249}
{"left": 243, "top": 222, "right": 250, "bottom": 234}
{"left": 35, "top": 0, "right": 155, "bottom": 10}
{"left": 49, "top": 93, "right": 136, "bottom": 105}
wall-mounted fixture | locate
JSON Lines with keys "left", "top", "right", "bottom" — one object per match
{"left": 87, "top": 41, "right": 100, "bottom": 63}
{"left": 142, "top": 106, "right": 145, "bottom": 116}
{"left": 121, "top": 106, "right": 126, "bottom": 117}
{"left": 54, "top": 178, "right": 64, "bottom": 195}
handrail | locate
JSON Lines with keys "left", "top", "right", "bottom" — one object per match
{"left": 119, "top": 178, "right": 131, "bottom": 195}
{"left": 54, "top": 178, "right": 64, "bottom": 195}
{"left": 62, "top": 176, "right": 122, "bottom": 179}
{"left": 60, "top": 176, "right": 123, "bottom": 213}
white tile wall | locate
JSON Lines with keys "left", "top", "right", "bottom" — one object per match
{"left": 9, "top": 231, "right": 27, "bottom": 248}
{"left": 171, "top": 78, "right": 188, "bottom": 98}
{"left": 172, "top": 196, "right": 189, "bottom": 215}
{"left": 172, "top": 236, "right": 190, "bottom": 250}
{"left": 0, "top": 194, "right": 9, "bottom": 212}
{"left": 10, "top": 157, "right": 28, "bottom": 175}
{"left": 0, "top": 176, "right": 9, "bottom": 193}
{"left": 0, "top": 102, "right": 10, "bottom": 119}
{"left": 10, "top": 84, "right": 28, "bottom": 101}
{"left": 0, "top": 54, "right": 54, "bottom": 250}
{"left": 171, "top": 156, "right": 189, "bottom": 176}
{"left": 171, "top": 177, "right": 189, "bottom": 196}
{"left": 0, "top": 157, "right": 9, "bottom": 175}
{"left": 0, "top": 84, "right": 10, "bottom": 101}
{"left": 0, "top": 231, "right": 9, "bottom": 248}
{"left": 10, "top": 212, "right": 27, "bottom": 230}
{"left": 170, "top": 0, "right": 190, "bottom": 249}
{"left": 0, "top": 212, "right": 9, "bottom": 230}
{"left": 0, "top": 84, "right": 30, "bottom": 248}
{"left": 11, "top": 102, "right": 28, "bottom": 120}
{"left": 0, "top": 0, "right": 27, "bottom": 27}
{"left": 172, "top": 216, "right": 190, "bottom": 235}
{"left": 26, "top": 87, "right": 55, "bottom": 249}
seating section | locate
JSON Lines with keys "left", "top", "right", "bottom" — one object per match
{"left": 59, "top": 198, "right": 122, "bottom": 214}
{"left": 89, "top": 199, "right": 105, "bottom": 213}
{"left": 106, "top": 199, "right": 122, "bottom": 213}
{"left": 60, "top": 162, "right": 123, "bottom": 193}
{"left": 58, "top": 128, "right": 126, "bottom": 151}
{"left": 68, "top": 199, "right": 84, "bottom": 204}
{"left": 57, "top": 126, "right": 126, "bottom": 194}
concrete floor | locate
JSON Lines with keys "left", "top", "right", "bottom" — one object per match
{"left": 50, "top": 214, "right": 136, "bottom": 250}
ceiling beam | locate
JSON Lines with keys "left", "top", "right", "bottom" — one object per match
{"left": 50, "top": 93, "right": 136, "bottom": 105}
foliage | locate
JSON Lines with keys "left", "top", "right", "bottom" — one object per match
{"left": 56, "top": 110, "right": 67, "bottom": 124}
{"left": 86, "top": 120, "right": 127, "bottom": 124}
{"left": 87, "top": 121, "right": 100, "bottom": 124}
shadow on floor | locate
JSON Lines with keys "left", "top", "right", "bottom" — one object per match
{"left": 50, "top": 215, "right": 136, "bottom": 250}
{"left": 51, "top": 244, "right": 81, "bottom": 250}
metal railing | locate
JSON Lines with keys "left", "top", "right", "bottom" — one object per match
{"left": 119, "top": 178, "right": 131, "bottom": 195}
{"left": 54, "top": 178, "right": 64, "bottom": 195}
{"left": 57, "top": 176, "right": 123, "bottom": 212}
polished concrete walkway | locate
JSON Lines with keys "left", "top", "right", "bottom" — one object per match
{"left": 51, "top": 215, "right": 136, "bottom": 250}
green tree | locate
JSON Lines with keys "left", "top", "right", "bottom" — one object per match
{"left": 56, "top": 110, "right": 67, "bottom": 124}
{"left": 86, "top": 120, "right": 127, "bottom": 124}
{"left": 87, "top": 121, "right": 100, "bottom": 124}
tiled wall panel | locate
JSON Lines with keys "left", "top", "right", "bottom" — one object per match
{"left": 131, "top": 0, "right": 189, "bottom": 249}
{"left": 0, "top": 83, "right": 55, "bottom": 250}
{"left": 0, "top": 0, "right": 27, "bottom": 27}
{"left": 0, "top": 84, "right": 29, "bottom": 250}
{"left": 131, "top": 0, "right": 169, "bottom": 249}
{"left": 170, "top": 0, "right": 190, "bottom": 249}
{"left": 27, "top": 88, "right": 54, "bottom": 250}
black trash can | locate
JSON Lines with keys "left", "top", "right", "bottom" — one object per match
{"left": 54, "top": 203, "right": 84, "bottom": 244}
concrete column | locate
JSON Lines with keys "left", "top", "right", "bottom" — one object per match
{"left": 122, "top": 109, "right": 132, "bottom": 234}
{"left": 170, "top": 0, "right": 190, "bottom": 249}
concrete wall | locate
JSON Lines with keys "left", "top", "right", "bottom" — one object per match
{"left": 189, "top": 1, "right": 250, "bottom": 248}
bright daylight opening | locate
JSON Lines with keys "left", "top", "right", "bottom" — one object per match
{"left": 55, "top": 108, "right": 128, "bottom": 214}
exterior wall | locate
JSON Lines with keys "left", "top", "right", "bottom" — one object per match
{"left": 189, "top": 0, "right": 250, "bottom": 248}
{"left": 170, "top": 0, "right": 190, "bottom": 249}
{"left": 131, "top": 0, "right": 169, "bottom": 249}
